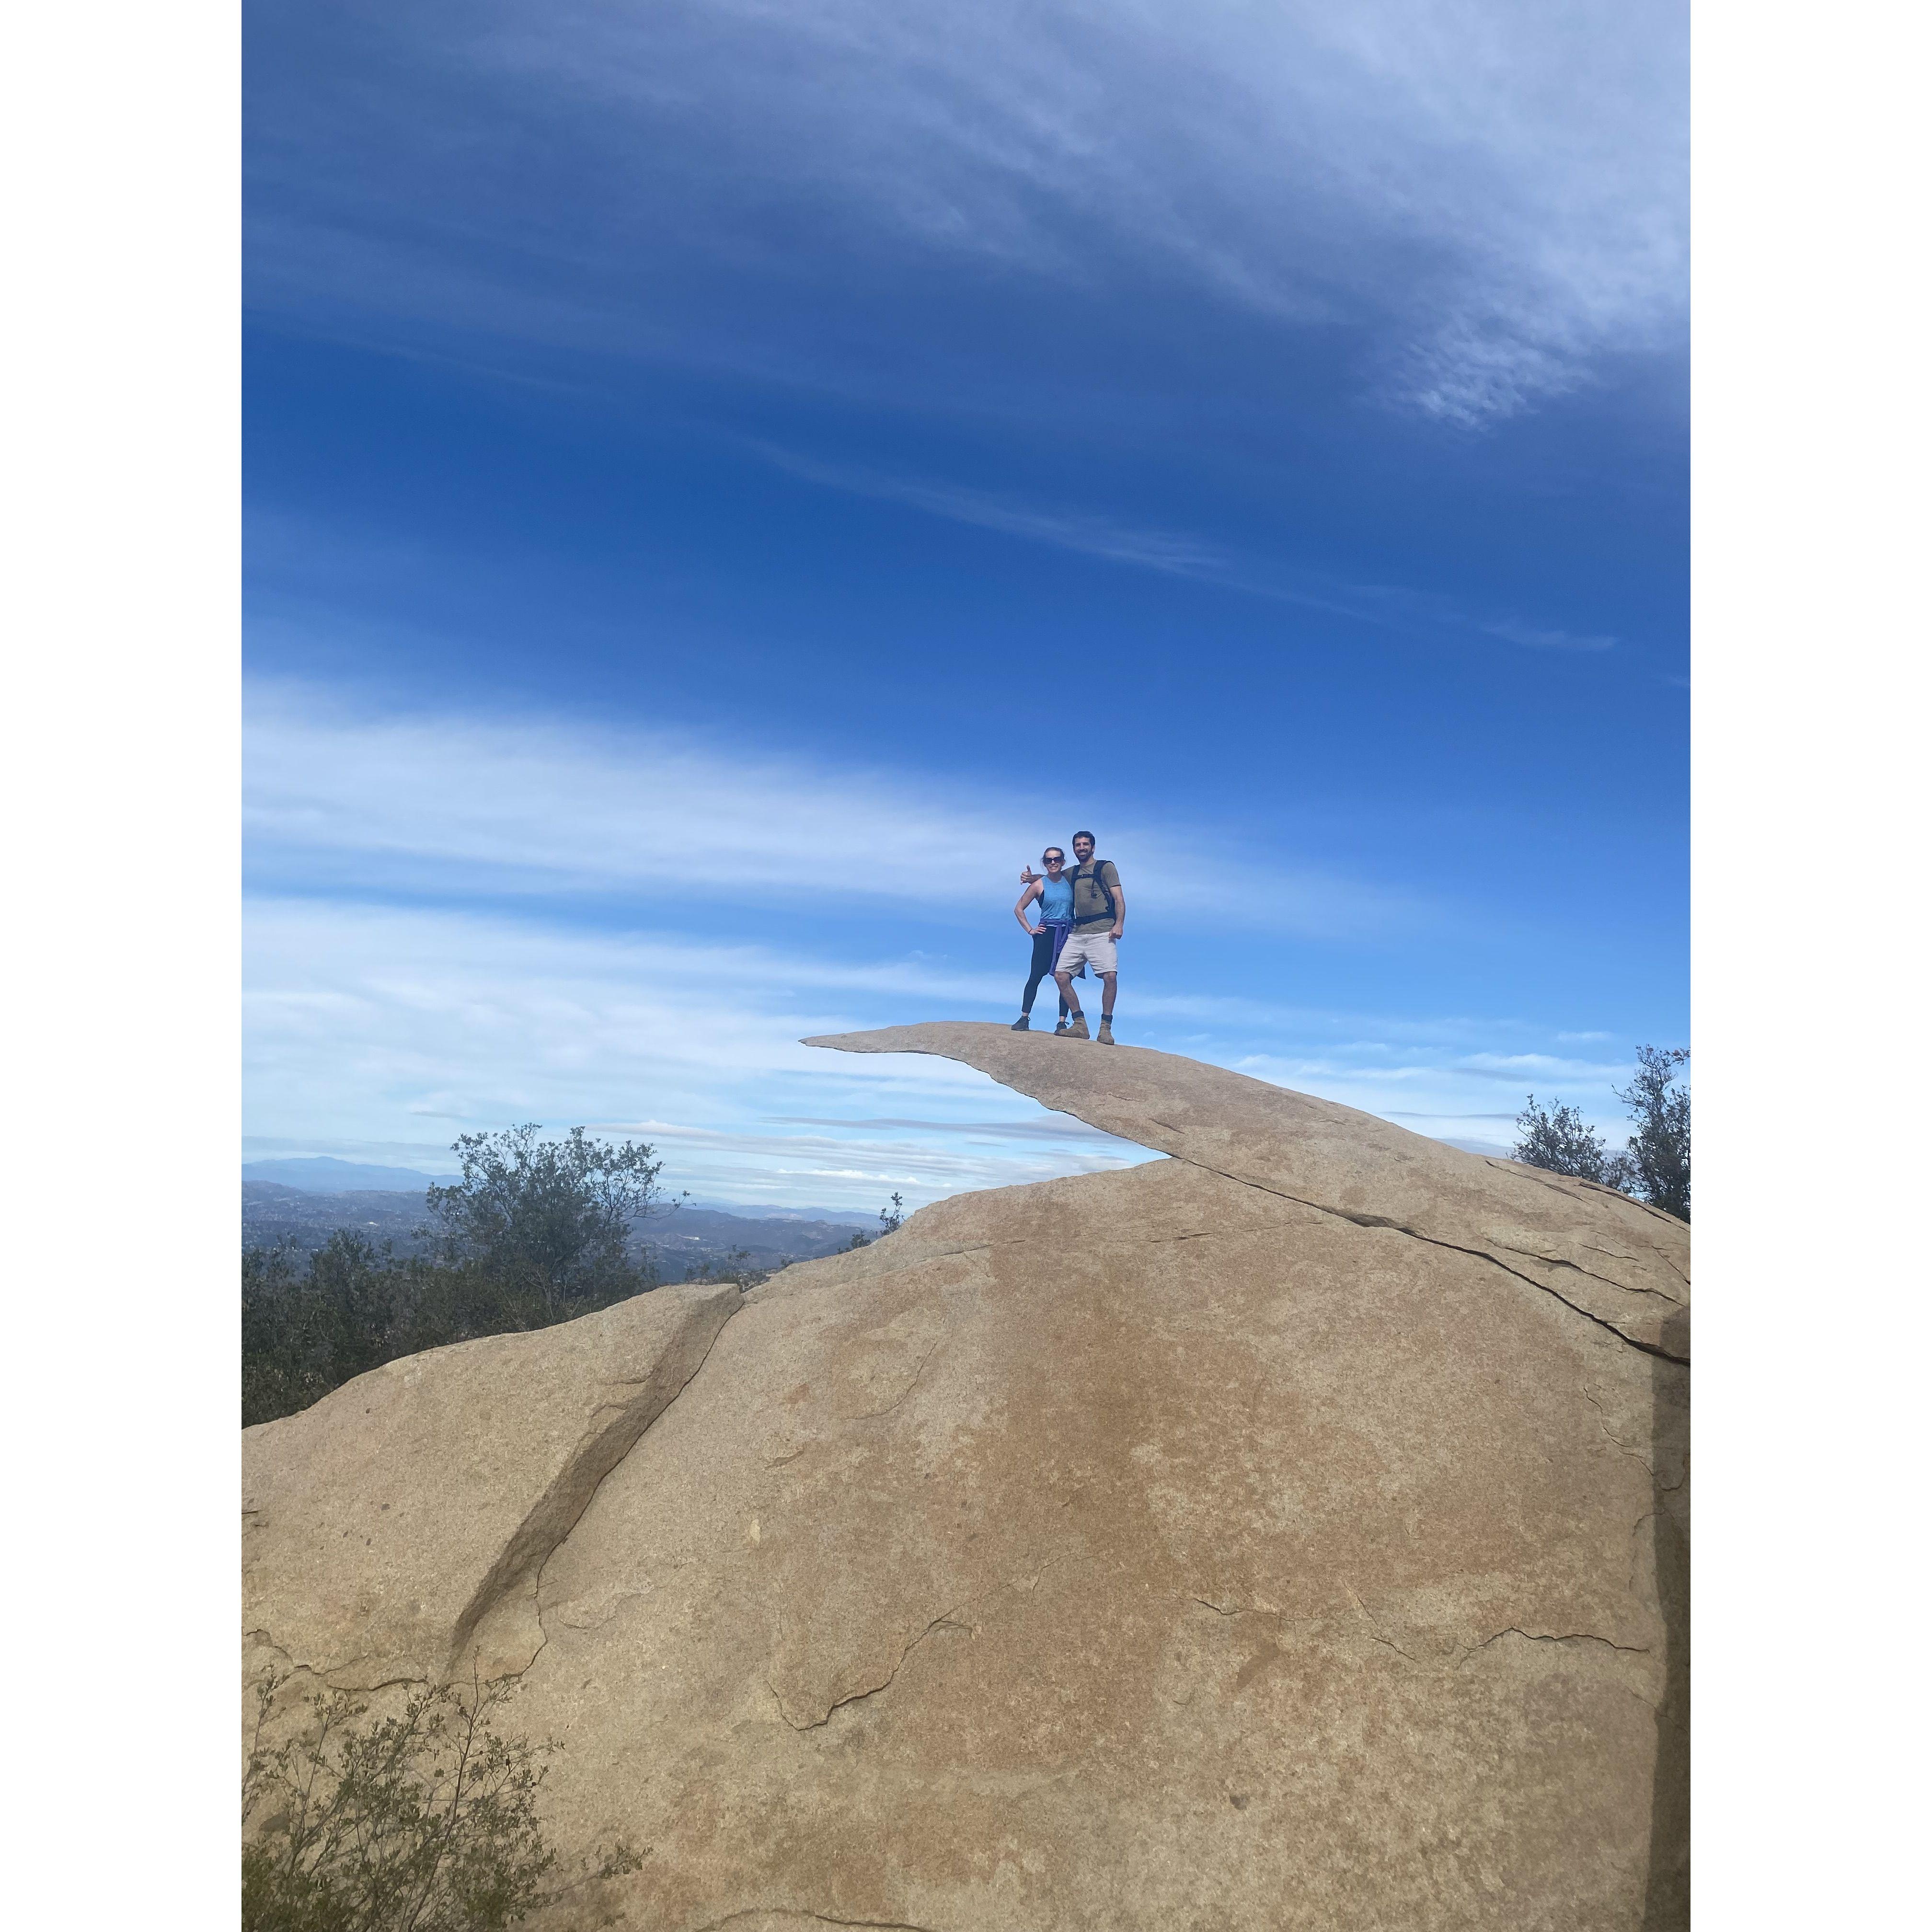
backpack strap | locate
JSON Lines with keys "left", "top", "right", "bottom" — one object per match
{"left": 1078, "top": 861, "right": 1116, "bottom": 923}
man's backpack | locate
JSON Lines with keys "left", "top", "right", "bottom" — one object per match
{"left": 1071, "top": 860, "right": 1117, "bottom": 925}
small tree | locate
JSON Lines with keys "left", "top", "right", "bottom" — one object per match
{"left": 242, "top": 1232, "right": 412, "bottom": 1427}
{"left": 1510, "top": 1098, "right": 1618, "bottom": 1184}
{"left": 843, "top": 1193, "right": 907, "bottom": 1251}
{"left": 1615, "top": 1045, "right": 1690, "bottom": 1221}
{"left": 684, "top": 1246, "right": 770, "bottom": 1292}
{"left": 426, "top": 1127, "right": 665, "bottom": 1319}
{"left": 242, "top": 1241, "right": 317, "bottom": 1427}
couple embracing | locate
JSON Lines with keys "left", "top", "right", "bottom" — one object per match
{"left": 1010, "top": 829, "right": 1124, "bottom": 1044}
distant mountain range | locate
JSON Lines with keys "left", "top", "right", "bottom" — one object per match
{"left": 243, "top": 1157, "right": 451, "bottom": 1192}
{"left": 242, "top": 1159, "right": 877, "bottom": 1227}
{"left": 679, "top": 1199, "right": 875, "bottom": 1226}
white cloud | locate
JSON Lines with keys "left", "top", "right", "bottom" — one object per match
{"left": 244, "top": 678, "right": 1414, "bottom": 938}
{"left": 1230, "top": 1044, "right": 1633, "bottom": 1139}
{"left": 1455, "top": 1050, "right": 1631, "bottom": 1080}
{"left": 1480, "top": 620, "right": 1618, "bottom": 653}
{"left": 244, "top": 895, "right": 1156, "bottom": 1208}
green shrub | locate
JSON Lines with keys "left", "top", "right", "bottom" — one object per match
{"left": 1510, "top": 1097, "right": 1619, "bottom": 1184}
{"left": 1510, "top": 1044, "right": 1690, "bottom": 1222}
{"left": 426, "top": 1126, "right": 666, "bottom": 1321}
{"left": 682, "top": 1246, "right": 771, "bottom": 1291}
{"left": 841, "top": 1193, "right": 906, "bottom": 1252}
{"left": 242, "top": 1670, "right": 638, "bottom": 1932}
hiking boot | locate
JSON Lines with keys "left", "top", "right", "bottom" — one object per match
{"left": 1096, "top": 1018, "right": 1115, "bottom": 1045}
{"left": 1065, "top": 1014, "right": 1090, "bottom": 1040}
{"left": 1053, "top": 1017, "right": 1071, "bottom": 1035}
{"left": 1011, "top": 1014, "right": 1031, "bottom": 1031}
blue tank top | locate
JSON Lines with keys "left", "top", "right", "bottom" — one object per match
{"left": 1037, "top": 876, "right": 1074, "bottom": 922}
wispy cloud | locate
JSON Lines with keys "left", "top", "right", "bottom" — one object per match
{"left": 765, "top": 1115, "right": 1114, "bottom": 1143}
{"left": 746, "top": 443, "right": 1619, "bottom": 649}
{"left": 747, "top": 443, "right": 1226, "bottom": 577}
{"left": 243, "top": 895, "right": 1155, "bottom": 1206}
{"left": 252, "top": 1, "right": 1685, "bottom": 427}
{"left": 1230, "top": 1046, "right": 1634, "bottom": 1141}
{"left": 1456, "top": 1050, "right": 1631, "bottom": 1079}
{"left": 1384, "top": 1110, "right": 1518, "bottom": 1122}
{"left": 244, "top": 678, "right": 1416, "bottom": 938}
{"left": 1480, "top": 620, "right": 1617, "bottom": 654}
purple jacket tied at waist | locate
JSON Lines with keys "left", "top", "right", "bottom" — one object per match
{"left": 1040, "top": 918, "right": 1085, "bottom": 977}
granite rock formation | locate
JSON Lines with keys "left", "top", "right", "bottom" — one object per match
{"left": 243, "top": 1024, "right": 1689, "bottom": 1930}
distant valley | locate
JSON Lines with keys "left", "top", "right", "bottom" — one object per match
{"left": 242, "top": 1160, "right": 876, "bottom": 1283}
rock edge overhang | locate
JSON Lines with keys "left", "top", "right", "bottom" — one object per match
{"left": 805, "top": 1023, "right": 1687, "bottom": 1361}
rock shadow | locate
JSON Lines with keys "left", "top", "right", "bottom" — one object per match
{"left": 1642, "top": 1304, "right": 1690, "bottom": 1930}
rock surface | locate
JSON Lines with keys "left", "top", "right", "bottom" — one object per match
{"left": 242, "top": 1025, "right": 1689, "bottom": 1930}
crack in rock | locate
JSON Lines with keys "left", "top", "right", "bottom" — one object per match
{"left": 1486, "top": 1237, "right": 1687, "bottom": 1306}
{"left": 770, "top": 1608, "right": 971, "bottom": 1731}
{"left": 1341, "top": 1580, "right": 1423, "bottom": 1664}
{"left": 1155, "top": 1152, "right": 1689, "bottom": 1363}
{"left": 446, "top": 1288, "right": 742, "bottom": 1670}
{"left": 1461, "top": 1626, "right": 1652, "bottom": 1662}
{"left": 246, "top": 1626, "right": 434, "bottom": 1698}
{"left": 1483, "top": 1158, "right": 1689, "bottom": 1232}
{"left": 691, "top": 1911, "right": 945, "bottom": 1932}
{"left": 1578, "top": 1385, "right": 1657, "bottom": 1475}
{"left": 849, "top": 1329, "right": 951, "bottom": 1422}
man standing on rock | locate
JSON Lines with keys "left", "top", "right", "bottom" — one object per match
{"left": 1053, "top": 830, "right": 1124, "bottom": 1044}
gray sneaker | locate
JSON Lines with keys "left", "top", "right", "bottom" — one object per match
{"left": 1011, "top": 1014, "right": 1031, "bottom": 1031}
{"left": 1065, "top": 1014, "right": 1090, "bottom": 1040}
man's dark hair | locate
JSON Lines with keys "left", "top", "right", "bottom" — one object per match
{"left": 1071, "top": 829, "right": 1096, "bottom": 846}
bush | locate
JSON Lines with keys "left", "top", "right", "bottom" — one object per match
{"left": 242, "top": 1669, "right": 638, "bottom": 1932}
{"left": 1510, "top": 1045, "right": 1690, "bottom": 1222}
{"left": 1509, "top": 1098, "right": 1620, "bottom": 1185}
{"left": 683, "top": 1246, "right": 770, "bottom": 1292}
{"left": 426, "top": 1126, "right": 667, "bottom": 1321}
{"left": 842, "top": 1193, "right": 907, "bottom": 1252}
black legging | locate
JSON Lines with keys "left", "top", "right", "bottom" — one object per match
{"left": 1023, "top": 928, "right": 1071, "bottom": 1019}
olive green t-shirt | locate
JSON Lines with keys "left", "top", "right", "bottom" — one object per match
{"left": 1068, "top": 859, "right": 1122, "bottom": 931}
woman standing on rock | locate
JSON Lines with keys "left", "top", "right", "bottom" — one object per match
{"left": 1011, "top": 845, "right": 1075, "bottom": 1032}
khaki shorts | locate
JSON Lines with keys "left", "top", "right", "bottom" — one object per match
{"left": 1057, "top": 928, "right": 1118, "bottom": 977}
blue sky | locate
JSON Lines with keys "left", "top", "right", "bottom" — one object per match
{"left": 243, "top": 0, "right": 1687, "bottom": 1210}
